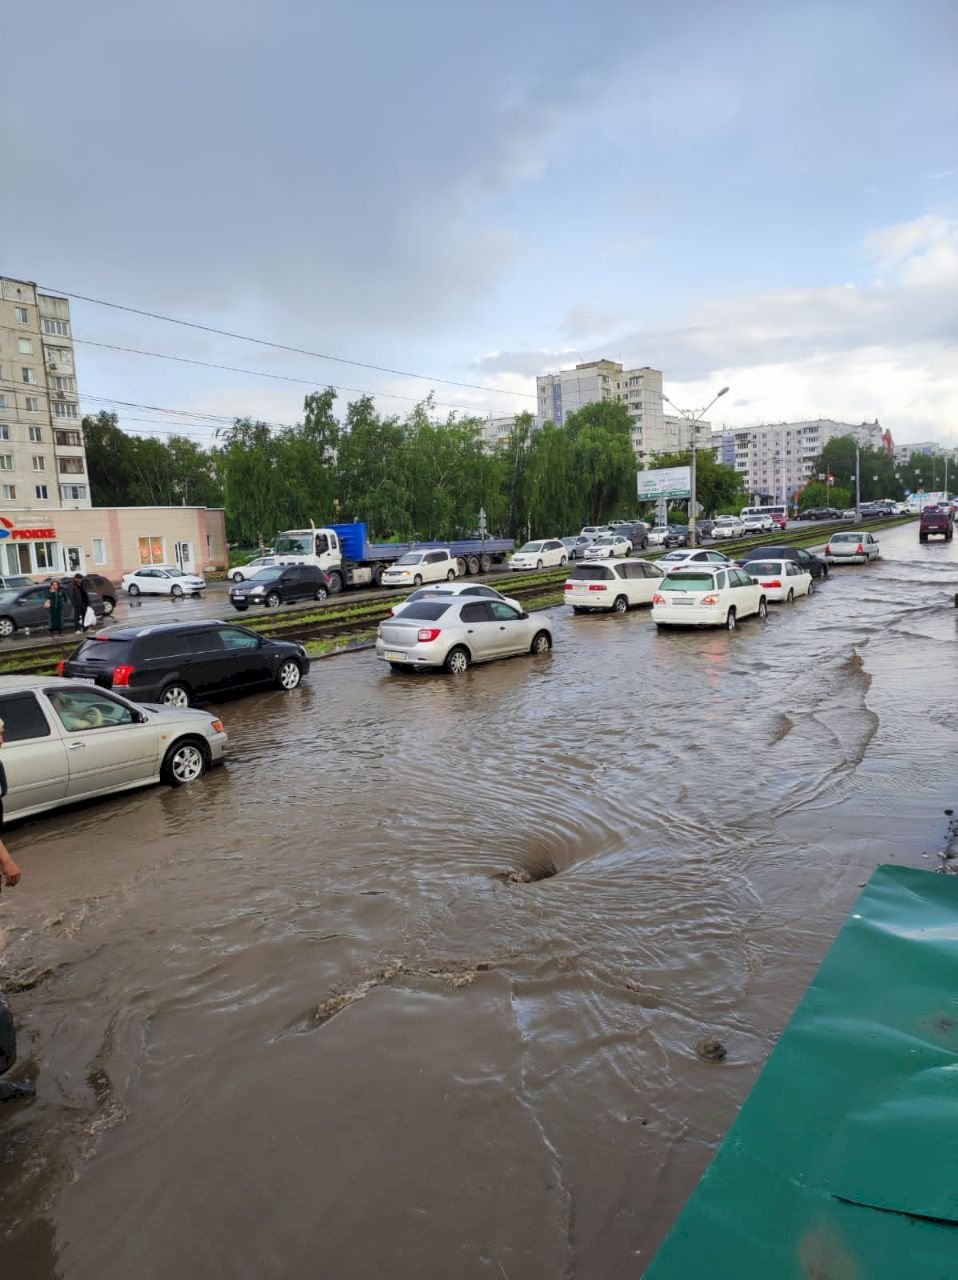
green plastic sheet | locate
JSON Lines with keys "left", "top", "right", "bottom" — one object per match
{"left": 645, "top": 865, "right": 958, "bottom": 1279}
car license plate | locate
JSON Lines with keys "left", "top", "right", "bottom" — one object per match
{"left": 384, "top": 650, "right": 406, "bottom": 662}
{"left": 71, "top": 676, "right": 97, "bottom": 684}
{"left": 671, "top": 598, "right": 694, "bottom": 605}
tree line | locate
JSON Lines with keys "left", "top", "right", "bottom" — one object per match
{"left": 796, "top": 436, "right": 949, "bottom": 511}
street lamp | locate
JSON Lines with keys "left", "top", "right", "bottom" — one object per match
{"left": 662, "top": 386, "right": 729, "bottom": 546}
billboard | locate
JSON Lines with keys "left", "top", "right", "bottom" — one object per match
{"left": 637, "top": 466, "right": 692, "bottom": 500}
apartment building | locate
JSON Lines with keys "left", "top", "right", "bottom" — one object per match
{"left": 479, "top": 415, "right": 517, "bottom": 450}
{"left": 0, "top": 277, "right": 90, "bottom": 517}
{"left": 710, "top": 419, "right": 886, "bottom": 503}
{"left": 893, "top": 440, "right": 957, "bottom": 465}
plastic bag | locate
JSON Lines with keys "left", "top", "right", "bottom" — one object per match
{"left": 83, "top": 606, "right": 96, "bottom": 627}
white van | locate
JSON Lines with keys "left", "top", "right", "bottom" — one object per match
{"left": 740, "top": 505, "right": 787, "bottom": 530}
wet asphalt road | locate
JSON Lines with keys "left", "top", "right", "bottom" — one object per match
{"left": 1, "top": 521, "right": 956, "bottom": 1279}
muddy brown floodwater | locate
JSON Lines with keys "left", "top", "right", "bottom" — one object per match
{"left": 2, "top": 523, "right": 957, "bottom": 1279}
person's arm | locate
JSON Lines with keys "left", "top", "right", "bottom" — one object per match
{"left": 0, "top": 842, "right": 21, "bottom": 888}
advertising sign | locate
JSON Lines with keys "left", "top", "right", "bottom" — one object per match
{"left": 637, "top": 466, "right": 692, "bottom": 500}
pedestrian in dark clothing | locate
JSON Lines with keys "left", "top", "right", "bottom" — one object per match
{"left": 70, "top": 574, "right": 90, "bottom": 633}
{"left": 45, "top": 580, "right": 65, "bottom": 636}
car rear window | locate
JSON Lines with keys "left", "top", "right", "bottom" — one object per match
{"left": 570, "top": 564, "right": 614, "bottom": 580}
{"left": 74, "top": 638, "right": 131, "bottom": 664}
{"left": 0, "top": 692, "right": 51, "bottom": 741}
{"left": 392, "top": 602, "right": 453, "bottom": 620}
{"left": 831, "top": 533, "right": 859, "bottom": 543}
{"left": 660, "top": 573, "right": 714, "bottom": 591}
{"left": 745, "top": 562, "right": 783, "bottom": 575}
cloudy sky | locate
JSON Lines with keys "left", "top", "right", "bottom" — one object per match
{"left": 3, "top": 0, "right": 957, "bottom": 446}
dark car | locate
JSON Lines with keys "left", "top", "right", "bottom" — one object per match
{"left": 0, "top": 583, "right": 106, "bottom": 638}
{"left": 229, "top": 564, "right": 331, "bottom": 611}
{"left": 735, "top": 544, "right": 829, "bottom": 580}
{"left": 61, "top": 620, "right": 310, "bottom": 706}
{"left": 664, "top": 525, "right": 690, "bottom": 547}
{"left": 802, "top": 507, "right": 842, "bottom": 520}
{"left": 44, "top": 574, "right": 119, "bottom": 614}
{"left": 0, "top": 575, "right": 33, "bottom": 591}
{"left": 696, "top": 518, "right": 716, "bottom": 539}
{"left": 919, "top": 507, "right": 952, "bottom": 542}
{"left": 613, "top": 522, "right": 649, "bottom": 550}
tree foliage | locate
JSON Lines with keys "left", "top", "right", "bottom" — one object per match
{"left": 645, "top": 449, "right": 747, "bottom": 518}
{"left": 83, "top": 411, "right": 222, "bottom": 509}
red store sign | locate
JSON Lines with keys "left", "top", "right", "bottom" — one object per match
{"left": 11, "top": 528, "right": 57, "bottom": 541}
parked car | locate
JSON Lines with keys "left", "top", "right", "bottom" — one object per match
{"left": 580, "top": 525, "right": 611, "bottom": 540}
{"left": 0, "top": 583, "right": 106, "bottom": 638}
{"left": 742, "top": 513, "right": 774, "bottom": 533}
{"left": 561, "top": 536, "right": 593, "bottom": 560}
{"left": 565, "top": 559, "right": 663, "bottom": 613}
{"left": 122, "top": 566, "right": 207, "bottom": 597}
{"left": 657, "top": 548, "right": 732, "bottom": 568}
{"left": 919, "top": 508, "right": 953, "bottom": 542}
{"left": 509, "top": 539, "right": 568, "bottom": 571}
{"left": 614, "top": 521, "right": 650, "bottom": 550}
{"left": 742, "top": 558, "right": 813, "bottom": 602}
{"left": 735, "top": 544, "right": 829, "bottom": 580}
{"left": 711, "top": 516, "right": 746, "bottom": 539}
{"left": 823, "top": 532, "right": 881, "bottom": 564}
{"left": 0, "top": 675, "right": 226, "bottom": 818}
{"left": 584, "top": 534, "right": 632, "bottom": 560}
{"left": 381, "top": 548, "right": 458, "bottom": 587}
{"left": 695, "top": 518, "right": 716, "bottom": 540}
{"left": 390, "top": 582, "right": 522, "bottom": 616}
{"left": 230, "top": 564, "right": 331, "bottom": 610}
{"left": 376, "top": 598, "right": 553, "bottom": 673}
{"left": 230, "top": 555, "right": 279, "bottom": 583}
{"left": 647, "top": 526, "right": 670, "bottom": 546}
{"left": 802, "top": 507, "right": 842, "bottom": 520}
{"left": 43, "top": 574, "right": 118, "bottom": 615}
{"left": 652, "top": 566, "right": 768, "bottom": 630}
{"left": 62, "top": 620, "right": 310, "bottom": 706}
{"left": 0, "top": 576, "right": 33, "bottom": 591}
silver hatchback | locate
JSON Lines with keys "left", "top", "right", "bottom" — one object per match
{"left": 376, "top": 598, "right": 553, "bottom": 674}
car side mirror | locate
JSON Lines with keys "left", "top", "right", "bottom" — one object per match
{"left": 518, "top": 611, "right": 529, "bottom": 620}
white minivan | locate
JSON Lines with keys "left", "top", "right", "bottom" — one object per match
{"left": 740, "top": 505, "right": 787, "bottom": 530}
{"left": 381, "top": 548, "right": 458, "bottom": 587}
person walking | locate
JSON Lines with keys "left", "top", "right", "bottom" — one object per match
{"left": 45, "top": 579, "right": 65, "bottom": 637}
{"left": 70, "top": 573, "right": 91, "bottom": 634}
{"left": 0, "top": 717, "right": 32, "bottom": 1102}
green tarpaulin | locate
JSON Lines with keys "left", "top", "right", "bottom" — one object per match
{"left": 646, "top": 864, "right": 958, "bottom": 1279}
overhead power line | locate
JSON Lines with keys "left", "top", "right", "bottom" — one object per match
{"left": 38, "top": 283, "right": 537, "bottom": 400}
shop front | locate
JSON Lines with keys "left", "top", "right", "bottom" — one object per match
{"left": 0, "top": 506, "right": 227, "bottom": 582}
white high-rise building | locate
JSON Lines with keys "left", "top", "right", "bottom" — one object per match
{"left": 710, "top": 419, "right": 887, "bottom": 503}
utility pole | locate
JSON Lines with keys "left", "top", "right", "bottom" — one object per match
{"left": 854, "top": 444, "right": 861, "bottom": 523}
{"left": 663, "top": 386, "right": 729, "bottom": 547}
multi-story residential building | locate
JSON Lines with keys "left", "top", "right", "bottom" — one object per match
{"left": 0, "top": 277, "right": 90, "bottom": 515}
{"left": 479, "top": 415, "right": 517, "bottom": 450}
{"left": 710, "top": 418, "right": 887, "bottom": 504}
{"left": 893, "top": 441, "right": 957, "bottom": 465}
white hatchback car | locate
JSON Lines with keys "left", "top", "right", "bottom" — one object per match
{"left": 824, "top": 532, "right": 880, "bottom": 564}
{"left": 122, "top": 566, "right": 207, "bottom": 597}
{"left": 657, "top": 548, "right": 732, "bottom": 569}
{"left": 652, "top": 565, "right": 768, "bottom": 630}
{"left": 711, "top": 516, "right": 746, "bottom": 539}
{"left": 741, "top": 514, "right": 774, "bottom": 533}
{"left": 381, "top": 548, "right": 458, "bottom": 587}
{"left": 583, "top": 535, "right": 632, "bottom": 560}
{"left": 509, "top": 539, "right": 567, "bottom": 571}
{"left": 743, "top": 558, "right": 813, "bottom": 602}
{"left": 565, "top": 559, "right": 663, "bottom": 613}
{"left": 230, "top": 555, "right": 278, "bottom": 583}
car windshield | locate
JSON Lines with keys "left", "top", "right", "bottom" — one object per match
{"left": 274, "top": 535, "right": 312, "bottom": 555}
{"left": 660, "top": 573, "right": 715, "bottom": 591}
{"left": 592, "top": 538, "right": 614, "bottom": 547}
{"left": 651, "top": 527, "right": 668, "bottom": 534}
{"left": 518, "top": 542, "right": 543, "bottom": 552}
{"left": 570, "top": 564, "right": 613, "bottom": 580}
{"left": 394, "top": 552, "right": 425, "bottom": 566}
{"left": 245, "top": 568, "right": 280, "bottom": 581}
{"left": 715, "top": 518, "right": 736, "bottom": 524}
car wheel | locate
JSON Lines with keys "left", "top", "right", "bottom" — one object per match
{"left": 613, "top": 595, "right": 628, "bottom": 613}
{"left": 572, "top": 606, "right": 586, "bottom": 614}
{"left": 327, "top": 573, "right": 343, "bottom": 595}
{"left": 315, "top": 586, "right": 328, "bottom": 601}
{"left": 807, "top": 580, "right": 815, "bottom": 596}
{"left": 444, "top": 646, "right": 469, "bottom": 674}
{"left": 560, "top": 556, "right": 567, "bottom": 566}
{"left": 276, "top": 659, "right": 302, "bottom": 690}
{"left": 128, "top": 583, "right": 140, "bottom": 596}
{"left": 821, "top": 565, "right": 828, "bottom": 578}
{"left": 160, "top": 682, "right": 191, "bottom": 708}
{"left": 266, "top": 591, "right": 282, "bottom": 608}
{"left": 160, "top": 737, "right": 209, "bottom": 787}
{"left": 446, "top": 569, "right": 456, "bottom": 581}
{"left": 102, "top": 597, "right": 116, "bottom": 615}
{"left": 725, "top": 608, "right": 737, "bottom": 631}
{"left": 0, "top": 617, "right": 14, "bottom": 638}
{"left": 530, "top": 630, "right": 552, "bottom": 654}
{"left": 231, "top": 571, "right": 244, "bottom": 583}
{"left": 232, "top": 604, "right": 248, "bottom": 611}
{"left": 757, "top": 598, "right": 768, "bottom": 619}
{"left": 413, "top": 575, "right": 423, "bottom": 587}
{"left": 536, "top": 560, "right": 543, "bottom": 570}
{"left": 786, "top": 589, "right": 794, "bottom": 603}
{"left": 171, "top": 584, "right": 184, "bottom": 598}
{"left": 388, "top": 662, "right": 411, "bottom": 673}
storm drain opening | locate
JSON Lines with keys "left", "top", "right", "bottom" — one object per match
{"left": 494, "top": 855, "right": 560, "bottom": 885}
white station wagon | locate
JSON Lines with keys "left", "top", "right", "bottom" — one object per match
{"left": 381, "top": 548, "right": 458, "bottom": 587}
{"left": 652, "top": 565, "right": 768, "bottom": 630}
{"left": 509, "top": 539, "right": 567, "bottom": 571}
{"left": 565, "top": 559, "right": 663, "bottom": 613}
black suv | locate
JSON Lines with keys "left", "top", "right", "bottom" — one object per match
{"left": 61, "top": 621, "right": 311, "bottom": 706}
{"left": 735, "top": 544, "right": 829, "bottom": 579}
{"left": 229, "top": 564, "right": 330, "bottom": 611}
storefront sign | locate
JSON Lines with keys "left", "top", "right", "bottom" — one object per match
{"left": 0, "top": 517, "right": 57, "bottom": 541}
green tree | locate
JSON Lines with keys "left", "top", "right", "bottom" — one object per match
{"left": 336, "top": 396, "right": 411, "bottom": 535}
{"left": 83, "top": 412, "right": 138, "bottom": 505}
{"left": 797, "top": 480, "right": 851, "bottom": 512}
{"left": 562, "top": 401, "right": 636, "bottom": 524}
{"left": 648, "top": 449, "right": 746, "bottom": 518}
{"left": 217, "top": 418, "right": 288, "bottom": 546}
{"left": 816, "top": 437, "right": 902, "bottom": 503}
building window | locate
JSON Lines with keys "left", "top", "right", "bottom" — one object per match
{"left": 21, "top": 368, "right": 37, "bottom": 385}
{"left": 92, "top": 538, "right": 106, "bottom": 565}
{"left": 25, "top": 397, "right": 40, "bottom": 413}
{"left": 18, "top": 337, "right": 33, "bottom": 355}
{"left": 138, "top": 536, "right": 166, "bottom": 565}
{"left": 28, "top": 425, "right": 42, "bottom": 442}
{"left": 54, "top": 429, "right": 82, "bottom": 447}
{"left": 42, "top": 318, "right": 69, "bottom": 337}
{"left": 0, "top": 456, "right": 13, "bottom": 472}
{"left": 32, "top": 456, "right": 45, "bottom": 472}
{"left": 60, "top": 484, "right": 87, "bottom": 501}
{"left": 15, "top": 307, "right": 28, "bottom": 324}
{"left": 52, "top": 402, "right": 78, "bottom": 419}
{"left": 35, "top": 484, "right": 48, "bottom": 500}
{"left": 0, "top": 427, "right": 7, "bottom": 441}
{"left": 46, "top": 347, "right": 72, "bottom": 369}
{"left": 1, "top": 485, "right": 15, "bottom": 500}
{"left": 58, "top": 457, "right": 84, "bottom": 475}
{"left": 34, "top": 541, "right": 57, "bottom": 570}
{"left": 0, "top": 397, "right": 5, "bottom": 411}
{"left": 50, "top": 375, "right": 76, "bottom": 393}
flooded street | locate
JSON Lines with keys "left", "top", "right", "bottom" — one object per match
{"left": 2, "top": 522, "right": 957, "bottom": 1279}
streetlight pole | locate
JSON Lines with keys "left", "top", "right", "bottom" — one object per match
{"left": 663, "top": 386, "right": 729, "bottom": 547}
{"left": 854, "top": 444, "right": 861, "bottom": 523}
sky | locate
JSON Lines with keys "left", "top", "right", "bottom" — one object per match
{"left": 3, "top": 0, "right": 957, "bottom": 449}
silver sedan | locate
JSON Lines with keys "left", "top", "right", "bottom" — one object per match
{"left": 376, "top": 598, "right": 553, "bottom": 674}
{"left": 0, "top": 676, "right": 227, "bottom": 822}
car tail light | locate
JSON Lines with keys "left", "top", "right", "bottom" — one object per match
{"left": 762, "top": 579, "right": 782, "bottom": 588}
{"left": 113, "top": 664, "right": 135, "bottom": 687}
{"left": 564, "top": 583, "right": 574, "bottom": 591}
{"left": 57, "top": 660, "right": 66, "bottom": 676}
{"left": 700, "top": 593, "right": 720, "bottom": 604}
{"left": 418, "top": 628, "right": 442, "bottom": 642}
{"left": 856, "top": 544, "right": 864, "bottom": 554}
{"left": 652, "top": 593, "right": 665, "bottom": 604}
{"left": 824, "top": 544, "right": 831, "bottom": 555}
{"left": 211, "top": 719, "right": 224, "bottom": 733}
{"left": 588, "top": 584, "right": 608, "bottom": 591}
